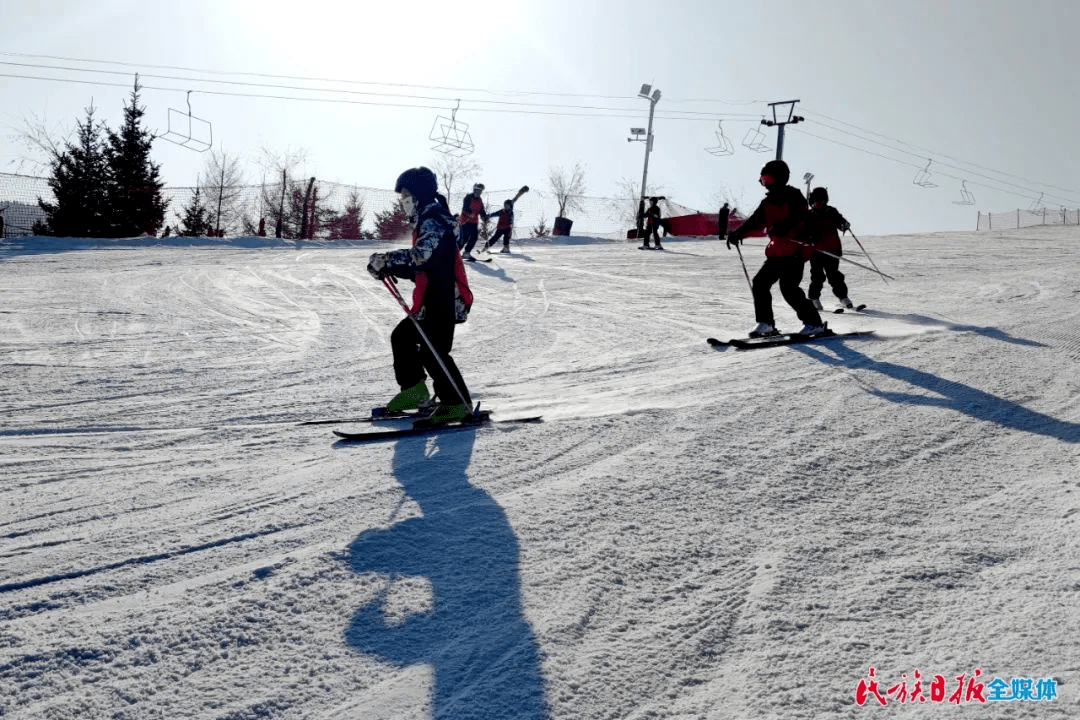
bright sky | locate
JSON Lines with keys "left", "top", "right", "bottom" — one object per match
{"left": 3, "top": 0, "right": 1079, "bottom": 235}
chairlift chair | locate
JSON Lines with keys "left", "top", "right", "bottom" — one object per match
{"left": 429, "top": 100, "right": 475, "bottom": 157}
{"left": 157, "top": 91, "right": 213, "bottom": 152}
{"left": 741, "top": 124, "right": 771, "bottom": 153}
{"left": 1027, "top": 192, "right": 1045, "bottom": 213}
{"left": 953, "top": 180, "right": 975, "bottom": 205}
{"left": 913, "top": 158, "right": 937, "bottom": 188}
{"left": 705, "top": 121, "right": 735, "bottom": 156}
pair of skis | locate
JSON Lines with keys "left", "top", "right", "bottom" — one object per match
{"left": 707, "top": 327, "right": 875, "bottom": 350}
{"left": 328, "top": 405, "right": 542, "bottom": 443}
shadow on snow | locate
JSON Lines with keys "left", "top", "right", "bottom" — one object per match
{"left": 796, "top": 340, "right": 1080, "bottom": 443}
{"left": 342, "top": 429, "right": 547, "bottom": 717}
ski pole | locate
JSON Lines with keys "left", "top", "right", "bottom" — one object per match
{"left": 733, "top": 243, "right": 754, "bottom": 296}
{"left": 381, "top": 275, "right": 473, "bottom": 412}
{"left": 847, "top": 230, "right": 887, "bottom": 284}
{"left": 793, "top": 240, "right": 896, "bottom": 281}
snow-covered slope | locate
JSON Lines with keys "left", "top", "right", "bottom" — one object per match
{"left": 2, "top": 227, "right": 1078, "bottom": 718}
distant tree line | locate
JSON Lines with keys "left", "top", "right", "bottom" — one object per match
{"left": 31, "top": 76, "right": 398, "bottom": 241}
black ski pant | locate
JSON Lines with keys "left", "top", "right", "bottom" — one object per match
{"left": 808, "top": 251, "right": 849, "bottom": 301}
{"left": 391, "top": 315, "right": 471, "bottom": 407}
{"left": 644, "top": 222, "right": 661, "bottom": 245}
{"left": 460, "top": 223, "right": 480, "bottom": 255}
{"left": 487, "top": 227, "right": 511, "bottom": 249}
{"left": 752, "top": 256, "right": 823, "bottom": 327}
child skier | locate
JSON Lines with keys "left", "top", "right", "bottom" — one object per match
{"left": 367, "top": 166, "right": 474, "bottom": 423}
{"left": 805, "top": 186, "right": 856, "bottom": 311}
{"left": 725, "top": 159, "right": 827, "bottom": 337}
{"left": 458, "top": 182, "right": 488, "bottom": 261}
{"left": 483, "top": 199, "right": 516, "bottom": 254}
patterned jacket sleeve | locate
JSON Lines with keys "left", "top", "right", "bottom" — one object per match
{"left": 385, "top": 217, "right": 442, "bottom": 276}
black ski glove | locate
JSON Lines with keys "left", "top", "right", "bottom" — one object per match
{"left": 726, "top": 235, "right": 741, "bottom": 249}
{"left": 367, "top": 252, "right": 388, "bottom": 280}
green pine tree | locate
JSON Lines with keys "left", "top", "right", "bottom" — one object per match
{"left": 38, "top": 104, "right": 111, "bottom": 237}
{"left": 178, "top": 187, "right": 212, "bottom": 236}
{"left": 105, "top": 76, "right": 168, "bottom": 236}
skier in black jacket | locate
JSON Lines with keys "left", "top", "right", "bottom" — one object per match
{"left": 368, "top": 167, "right": 473, "bottom": 423}
{"left": 805, "top": 187, "right": 856, "bottom": 311}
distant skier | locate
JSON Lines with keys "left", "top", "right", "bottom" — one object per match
{"left": 717, "top": 202, "right": 731, "bottom": 240}
{"left": 482, "top": 186, "right": 529, "bottom": 254}
{"left": 805, "top": 187, "right": 856, "bottom": 311}
{"left": 458, "top": 183, "right": 488, "bottom": 261}
{"left": 367, "top": 166, "right": 474, "bottom": 423}
{"left": 641, "top": 197, "right": 664, "bottom": 250}
{"left": 483, "top": 200, "right": 516, "bottom": 254}
{"left": 725, "top": 159, "right": 826, "bottom": 337}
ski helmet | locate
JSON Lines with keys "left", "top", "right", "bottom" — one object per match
{"left": 760, "top": 159, "right": 790, "bottom": 188}
{"left": 809, "top": 187, "right": 829, "bottom": 204}
{"left": 394, "top": 166, "right": 438, "bottom": 205}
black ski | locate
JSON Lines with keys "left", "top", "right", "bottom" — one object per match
{"left": 333, "top": 413, "right": 542, "bottom": 443}
{"left": 833, "top": 304, "right": 867, "bottom": 314}
{"left": 708, "top": 329, "right": 874, "bottom": 350}
{"left": 298, "top": 406, "right": 433, "bottom": 425}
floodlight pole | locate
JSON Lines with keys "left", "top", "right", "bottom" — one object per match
{"left": 639, "top": 86, "right": 660, "bottom": 208}
{"left": 761, "top": 99, "right": 804, "bottom": 160}
{"left": 629, "top": 84, "right": 661, "bottom": 238}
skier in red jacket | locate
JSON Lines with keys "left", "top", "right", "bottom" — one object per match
{"left": 458, "top": 183, "right": 488, "bottom": 261}
{"left": 805, "top": 186, "right": 856, "bottom": 311}
{"left": 725, "top": 159, "right": 826, "bottom": 337}
{"left": 483, "top": 199, "right": 516, "bottom": 254}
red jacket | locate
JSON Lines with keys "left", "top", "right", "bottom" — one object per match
{"left": 385, "top": 197, "right": 473, "bottom": 323}
{"left": 731, "top": 185, "right": 810, "bottom": 259}
{"left": 806, "top": 205, "right": 849, "bottom": 254}
{"left": 459, "top": 194, "right": 487, "bottom": 226}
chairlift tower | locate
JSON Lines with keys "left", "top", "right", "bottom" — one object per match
{"left": 761, "top": 99, "right": 804, "bottom": 160}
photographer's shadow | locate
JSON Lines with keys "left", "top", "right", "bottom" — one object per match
{"left": 344, "top": 431, "right": 546, "bottom": 717}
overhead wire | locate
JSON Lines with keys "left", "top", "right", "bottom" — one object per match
{"left": 4, "top": 51, "right": 1076, "bottom": 206}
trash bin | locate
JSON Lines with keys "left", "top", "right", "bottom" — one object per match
{"left": 552, "top": 216, "right": 573, "bottom": 236}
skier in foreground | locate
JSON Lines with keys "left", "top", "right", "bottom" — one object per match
{"left": 805, "top": 186, "right": 857, "bottom": 311}
{"left": 725, "top": 159, "right": 827, "bottom": 337}
{"left": 367, "top": 167, "right": 474, "bottom": 423}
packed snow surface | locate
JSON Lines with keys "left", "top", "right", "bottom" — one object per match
{"left": 2, "top": 227, "right": 1079, "bottom": 719}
